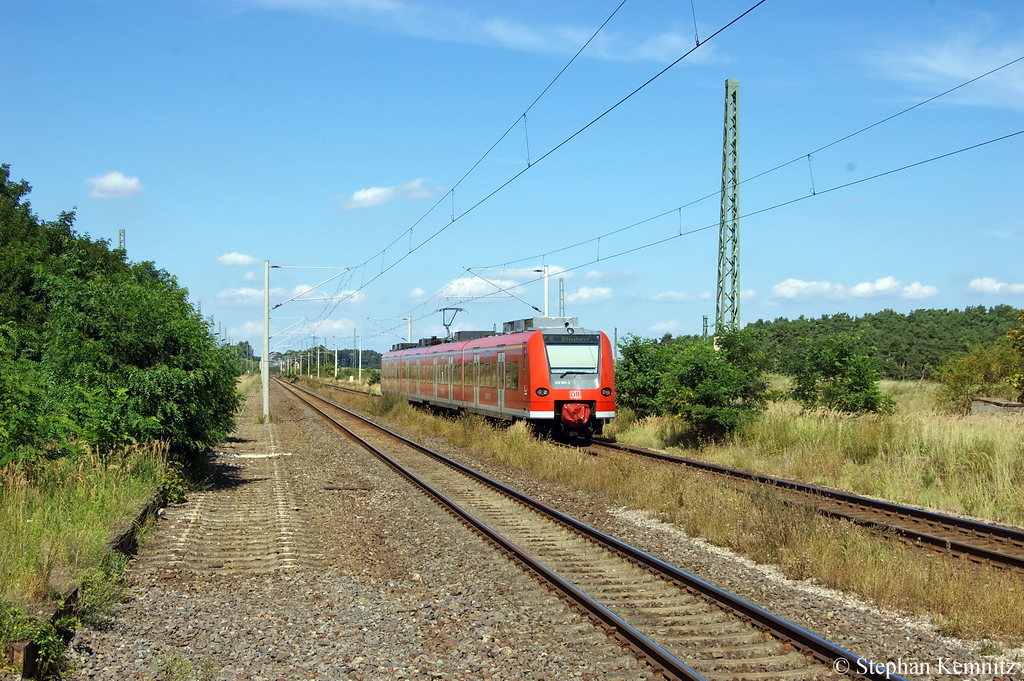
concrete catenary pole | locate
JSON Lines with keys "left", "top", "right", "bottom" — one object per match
{"left": 543, "top": 265, "right": 549, "bottom": 317}
{"left": 261, "top": 260, "right": 270, "bottom": 421}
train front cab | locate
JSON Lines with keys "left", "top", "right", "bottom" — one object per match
{"left": 525, "top": 327, "right": 615, "bottom": 443}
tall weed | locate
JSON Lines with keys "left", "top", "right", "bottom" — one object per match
{"left": 0, "top": 443, "right": 166, "bottom": 605}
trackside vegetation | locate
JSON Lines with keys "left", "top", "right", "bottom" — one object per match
{"left": 1, "top": 164, "right": 240, "bottom": 675}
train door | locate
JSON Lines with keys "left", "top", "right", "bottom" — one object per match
{"left": 447, "top": 355, "right": 454, "bottom": 401}
{"left": 473, "top": 353, "right": 480, "bottom": 409}
{"left": 497, "top": 351, "right": 505, "bottom": 414}
{"left": 432, "top": 356, "right": 438, "bottom": 400}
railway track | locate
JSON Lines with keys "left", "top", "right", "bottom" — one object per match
{"left": 278, "top": 378, "right": 901, "bottom": 681}
{"left": 588, "top": 439, "right": 1024, "bottom": 571}
{"left": 307, "top": 379, "right": 1024, "bottom": 568}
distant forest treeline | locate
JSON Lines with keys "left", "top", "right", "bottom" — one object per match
{"left": 736, "top": 306, "right": 1020, "bottom": 380}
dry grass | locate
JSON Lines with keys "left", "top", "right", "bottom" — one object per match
{"left": 0, "top": 443, "right": 166, "bottom": 605}
{"left": 320, "top": 383, "right": 1024, "bottom": 642}
{"left": 236, "top": 373, "right": 260, "bottom": 396}
{"left": 687, "top": 384, "right": 1024, "bottom": 525}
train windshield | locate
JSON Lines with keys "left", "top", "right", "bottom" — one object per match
{"left": 544, "top": 334, "right": 600, "bottom": 375}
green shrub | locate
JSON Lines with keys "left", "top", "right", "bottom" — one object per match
{"left": 790, "top": 333, "right": 895, "bottom": 414}
{"left": 933, "top": 340, "right": 1021, "bottom": 413}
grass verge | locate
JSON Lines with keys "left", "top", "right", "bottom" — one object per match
{"left": 611, "top": 382, "right": 1024, "bottom": 526}
{"left": 1, "top": 442, "right": 167, "bottom": 676}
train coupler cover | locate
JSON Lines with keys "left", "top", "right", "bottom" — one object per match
{"left": 560, "top": 403, "right": 591, "bottom": 428}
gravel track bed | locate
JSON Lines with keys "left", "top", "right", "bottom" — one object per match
{"left": 59, "top": 385, "right": 656, "bottom": 680}
{"left": 309, "top": 386, "right": 1024, "bottom": 681}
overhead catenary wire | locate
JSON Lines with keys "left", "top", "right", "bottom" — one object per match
{"left": 312, "top": 0, "right": 768, "bottom": 335}
{"left": 474, "top": 53, "right": 1024, "bottom": 272}
{"left": 288, "top": 15, "right": 1023, "bottom": 350}
{"left": 380, "top": 127, "right": 1024, "bottom": 339}
{"left": 327, "top": 0, "right": 637, "bottom": 309}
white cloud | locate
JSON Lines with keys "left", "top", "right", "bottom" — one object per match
{"left": 771, "top": 279, "right": 848, "bottom": 300}
{"left": 649, "top": 320, "right": 680, "bottom": 334}
{"left": 440, "top": 276, "right": 522, "bottom": 301}
{"left": 771, "top": 277, "right": 938, "bottom": 301}
{"left": 244, "top": 271, "right": 256, "bottom": 281}
{"left": 229, "top": 321, "right": 264, "bottom": 338}
{"left": 566, "top": 286, "right": 612, "bottom": 305}
{"left": 217, "top": 252, "right": 259, "bottom": 266}
{"left": 232, "top": 0, "right": 700, "bottom": 63}
{"left": 652, "top": 290, "right": 712, "bottom": 302}
{"left": 969, "top": 277, "right": 1024, "bottom": 295}
{"left": 337, "top": 177, "right": 442, "bottom": 209}
{"left": 438, "top": 267, "right": 564, "bottom": 305}
{"left": 290, "top": 284, "right": 367, "bottom": 305}
{"left": 901, "top": 282, "right": 940, "bottom": 300}
{"left": 307, "top": 318, "right": 357, "bottom": 335}
{"left": 215, "top": 287, "right": 283, "bottom": 307}
{"left": 867, "top": 29, "right": 1024, "bottom": 111}
{"left": 84, "top": 171, "right": 144, "bottom": 199}
{"left": 406, "top": 287, "right": 428, "bottom": 303}
{"left": 584, "top": 269, "right": 633, "bottom": 282}
{"left": 849, "top": 276, "right": 905, "bottom": 298}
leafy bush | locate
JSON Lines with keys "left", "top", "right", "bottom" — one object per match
{"left": 790, "top": 333, "right": 895, "bottom": 414}
{"left": 1007, "top": 309, "right": 1024, "bottom": 401}
{"left": 615, "top": 334, "right": 671, "bottom": 417}
{"left": 659, "top": 336, "right": 770, "bottom": 439}
{"left": 933, "top": 340, "right": 1022, "bottom": 413}
{"left": 616, "top": 330, "right": 770, "bottom": 439}
{"left": 0, "top": 164, "right": 239, "bottom": 467}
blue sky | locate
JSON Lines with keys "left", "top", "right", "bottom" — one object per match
{"left": 3, "top": 0, "right": 1022, "bottom": 354}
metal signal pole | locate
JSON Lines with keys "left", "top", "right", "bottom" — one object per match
{"left": 716, "top": 78, "right": 741, "bottom": 335}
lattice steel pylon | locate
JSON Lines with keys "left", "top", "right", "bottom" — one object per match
{"left": 716, "top": 78, "right": 740, "bottom": 334}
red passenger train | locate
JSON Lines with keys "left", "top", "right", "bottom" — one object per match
{"left": 381, "top": 317, "right": 616, "bottom": 442}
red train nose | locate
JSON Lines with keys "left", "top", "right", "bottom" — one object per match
{"left": 561, "top": 403, "right": 591, "bottom": 428}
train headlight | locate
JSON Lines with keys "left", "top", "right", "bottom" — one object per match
{"left": 601, "top": 387, "right": 612, "bottom": 396}
{"left": 535, "top": 387, "right": 549, "bottom": 396}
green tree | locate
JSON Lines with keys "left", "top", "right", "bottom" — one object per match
{"left": 615, "top": 334, "right": 671, "bottom": 417}
{"left": 0, "top": 164, "right": 240, "bottom": 465}
{"left": 1007, "top": 309, "right": 1024, "bottom": 401}
{"left": 659, "top": 336, "right": 770, "bottom": 439}
{"left": 933, "top": 341, "right": 1020, "bottom": 413}
{"left": 790, "top": 333, "right": 895, "bottom": 414}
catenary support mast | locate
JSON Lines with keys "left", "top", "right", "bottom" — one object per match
{"left": 715, "top": 78, "right": 741, "bottom": 334}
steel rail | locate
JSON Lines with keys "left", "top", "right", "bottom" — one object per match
{"left": 280, "top": 379, "right": 905, "bottom": 681}
{"left": 591, "top": 439, "right": 1024, "bottom": 570}
{"left": 275, "top": 379, "right": 701, "bottom": 680}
